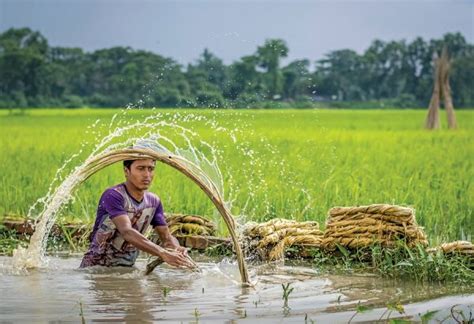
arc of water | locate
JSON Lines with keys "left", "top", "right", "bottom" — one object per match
{"left": 21, "top": 148, "right": 249, "bottom": 284}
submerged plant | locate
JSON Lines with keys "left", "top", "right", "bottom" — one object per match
{"left": 379, "top": 300, "right": 405, "bottom": 321}
{"left": 304, "top": 313, "right": 315, "bottom": 324}
{"left": 78, "top": 300, "right": 86, "bottom": 324}
{"left": 253, "top": 298, "right": 261, "bottom": 308}
{"left": 281, "top": 282, "right": 294, "bottom": 309}
{"left": 348, "top": 301, "right": 372, "bottom": 324}
{"left": 422, "top": 305, "right": 472, "bottom": 322}
{"left": 162, "top": 286, "right": 171, "bottom": 298}
{"left": 420, "top": 310, "right": 440, "bottom": 323}
{"left": 447, "top": 304, "right": 473, "bottom": 323}
{"left": 193, "top": 308, "right": 201, "bottom": 322}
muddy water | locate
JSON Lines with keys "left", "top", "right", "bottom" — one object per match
{"left": 0, "top": 255, "right": 472, "bottom": 323}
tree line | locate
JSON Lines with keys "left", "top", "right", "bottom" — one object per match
{"left": 0, "top": 27, "right": 473, "bottom": 109}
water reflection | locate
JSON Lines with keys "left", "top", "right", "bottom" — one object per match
{"left": 86, "top": 269, "right": 155, "bottom": 322}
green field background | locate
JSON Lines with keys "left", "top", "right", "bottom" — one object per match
{"left": 0, "top": 109, "right": 472, "bottom": 244}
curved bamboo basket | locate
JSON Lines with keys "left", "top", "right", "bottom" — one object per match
{"left": 75, "top": 147, "right": 250, "bottom": 284}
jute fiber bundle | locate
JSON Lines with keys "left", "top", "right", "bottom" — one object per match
{"left": 427, "top": 241, "right": 474, "bottom": 256}
{"left": 246, "top": 218, "right": 319, "bottom": 238}
{"left": 166, "top": 213, "right": 216, "bottom": 236}
{"left": 321, "top": 204, "right": 428, "bottom": 250}
{"left": 440, "top": 241, "right": 474, "bottom": 254}
{"left": 243, "top": 218, "right": 323, "bottom": 261}
{"left": 425, "top": 47, "right": 457, "bottom": 130}
{"left": 268, "top": 234, "right": 322, "bottom": 261}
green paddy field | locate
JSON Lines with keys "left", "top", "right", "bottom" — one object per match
{"left": 0, "top": 108, "right": 472, "bottom": 244}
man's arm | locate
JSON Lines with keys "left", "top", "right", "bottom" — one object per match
{"left": 111, "top": 214, "right": 192, "bottom": 268}
{"left": 154, "top": 225, "right": 188, "bottom": 255}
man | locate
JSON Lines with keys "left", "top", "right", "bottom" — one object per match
{"left": 80, "top": 158, "right": 194, "bottom": 269}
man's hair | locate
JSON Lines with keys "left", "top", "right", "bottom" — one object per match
{"left": 123, "top": 160, "right": 135, "bottom": 169}
{"left": 123, "top": 159, "right": 156, "bottom": 169}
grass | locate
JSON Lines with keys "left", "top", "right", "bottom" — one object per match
{"left": 302, "top": 241, "right": 474, "bottom": 284}
{"left": 0, "top": 108, "right": 472, "bottom": 246}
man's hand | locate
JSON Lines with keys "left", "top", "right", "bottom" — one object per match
{"left": 154, "top": 225, "right": 197, "bottom": 268}
{"left": 159, "top": 248, "right": 194, "bottom": 269}
{"left": 155, "top": 225, "right": 189, "bottom": 256}
{"left": 175, "top": 245, "right": 188, "bottom": 256}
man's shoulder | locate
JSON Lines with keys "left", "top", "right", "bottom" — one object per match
{"left": 97, "top": 184, "right": 125, "bottom": 211}
{"left": 101, "top": 184, "right": 125, "bottom": 199}
{"left": 145, "top": 191, "right": 162, "bottom": 206}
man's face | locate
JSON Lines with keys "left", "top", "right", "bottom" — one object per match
{"left": 124, "top": 159, "right": 155, "bottom": 190}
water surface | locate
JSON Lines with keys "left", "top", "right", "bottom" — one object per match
{"left": 1, "top": 255, "right": 473, "bottom": 323}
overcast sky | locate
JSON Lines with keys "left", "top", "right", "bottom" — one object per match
{"left": 1, "top": 0, "right": 472, "bottom": 66}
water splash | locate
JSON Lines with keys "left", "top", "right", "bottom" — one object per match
{"left": 11, "top": 110, "right": 231, "bottom": 270}
{"left": 11, "top": 108, "right": 315, "bottom": 275}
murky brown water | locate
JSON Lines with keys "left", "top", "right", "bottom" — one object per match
{"left": 1, "top": 255, "right": 473, "bottom": 323}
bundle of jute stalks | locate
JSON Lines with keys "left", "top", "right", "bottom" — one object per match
{"left": 243, "top": 218, "right": 323, "bottom": 261}
{"left": 166, "top": 213, "right": 216, "bottom": 236}
{"left": 427, "top": 241, "right": 474, "bottom": 257}
{"left": 321, "top": 204, "right": 428, "bottom": 250}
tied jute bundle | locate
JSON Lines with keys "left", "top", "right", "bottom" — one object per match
{"left": 321, "top": 204, "right": 428, "bottom": 250}
{"left": 166, "top": 213, "right": 216, "bottom": 236}
{"left": 243, "top": 218, "right": 323, "bottom": 261}
{"left": 427, "top": 241, "right": 474, "bottom": 257}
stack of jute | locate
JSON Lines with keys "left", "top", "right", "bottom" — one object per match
{"left": 321, "top": 204, "right": 428, "bottom": 250}
{"left": 243, "top": 218, "right": 323, "bottom": 261}
{"left": 166, "top": 213, "right": 216, "bottom": 237}
{"left": 427, "top": 241, "right": 474, "bottom": 257}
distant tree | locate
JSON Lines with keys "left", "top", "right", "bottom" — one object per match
{"left": 430, "top": 32, "right": 470, "bottom": 60}
{"left": 0, "top": 28, "right": 472, "bottom": 109}
{"left": 256, "top": 39, "right": 289, "bottom": 98}
{"left": 226, "top": 55, "right": 262, "bottom": 102}
{"left": 316, "top": 49, "right": 364, "bottom": 101}
{"left": 451, "top": 46, "right": 474, "bottom": 107}
{"left": 0, "top": 28, "right": 48, "bottom": 106}
{"left": 282, "top": 59, "right": 311, "bottom": 100}
{"left": 194, "top": 49, "right": 228, "bottom": 90}
{"left": 48, "top": 47, "right": 86, "bottom": 99}
{"left": 405, "top": 37, "right": 431, "bottom": 105}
